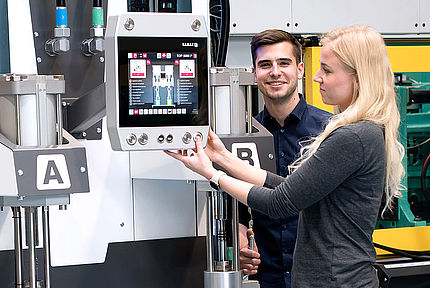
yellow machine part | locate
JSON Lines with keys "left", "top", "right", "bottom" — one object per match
{"left": 304, "top": 45, "right": 430, "bottom": 257}
{"left": 304, "top": 45, "right": 430, "bottom": 113}
{"left": 373, "top": 226, "right": 430, "bottom": 257}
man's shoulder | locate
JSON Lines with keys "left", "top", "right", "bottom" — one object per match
{"left": 304, "top": 104, "right": 332, "bottom": 119}
{"left": 302, "top": 104, "right": 332, "bottom": 128}
{"left": 254, "top": 110, "right": 265, "bottom": 124}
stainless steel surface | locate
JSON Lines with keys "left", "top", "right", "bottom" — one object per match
{"left": 0, "top": 74, "right": 64, "bottom": 147}
{"left": 12, "top": 207, "right": 24, "bottom": 288}
{"left": 242, "top": 280, "right": 260, "bottom": 288}
{"left": 214, "top": 191, "right": 229, "bottom": 271}
{"left": 232, "top": 198, "right": 240, "bottom": 271}
{"left": 230, "top": 71, "right": 246, "bottom": 134}
{"left": 206, "top": 191, "right": 214, "bottom": 272}
{"left": 204, "top": 271, "right": 243, "bottom": 288}
{"left": 56, "top": 94, "right": 62, "bottom": 145}
{"left": 246, "top": 85, "right": 252, "bottom": 133}
{"left": 42, "top": 206, "right": 51, "bottom": 288}
{"left": 211, "top": 86, "right": 216, "bottom": 129}
{"left": 25, "top": 207, "right": 37, "bottom": 288}
{"left": 35, "top": 80, "right": 47, "bottom": 146}
{"left": 16, "top": 95, "right": 20, "bottom": 145}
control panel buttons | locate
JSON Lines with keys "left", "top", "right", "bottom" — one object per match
{"left": 157, "top": 134, "right": 165, "bottom": 143}
{"left": 182, "top": 132, "right": 192, "bottom": 144}
{"left": 138, "top": 133, "right": 148, "bottom": 145}
{"left": 166, "top": 134, "right": 173, "bottom": 143}
{"left": 194, "top": 132, "right": 203, "bottom": 142}
{"left": 126, "top": 133, "right": 137, "bottom": 145}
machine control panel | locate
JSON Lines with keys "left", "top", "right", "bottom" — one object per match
{"left": 105, "top": 13, "right": 210, "bottom": 151}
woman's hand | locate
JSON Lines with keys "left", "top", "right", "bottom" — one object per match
{"left": 204, "top": 130, "right": 230, "bottom": 165}
{"left": 164, "top": 135, "right": 217, "bottom": 180}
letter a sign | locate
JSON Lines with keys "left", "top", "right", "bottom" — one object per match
{"left": 37, "top": 154, "right": 71, "bottom": 190}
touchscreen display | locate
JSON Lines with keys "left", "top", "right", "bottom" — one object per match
{"left": 118, "top": 37, "right": 208, "bottom": 127}
{"left": 128, "top": 51, "right": 198, "bottom": 116}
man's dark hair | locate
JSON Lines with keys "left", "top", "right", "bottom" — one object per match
{"left": 250, "top": 29, "right": 302, "bottom": 66}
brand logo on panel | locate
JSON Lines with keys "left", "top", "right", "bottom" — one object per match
{"left": 182, "top": 42, "right": 198, "bottom": 47}
{"left": 231, "top": 143, "right": 261, "bottom": 168}
{"left": 36, "top": 154, "right": 71, "bottom": 190}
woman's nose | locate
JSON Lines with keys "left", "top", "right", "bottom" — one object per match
{"left": 313, "top": 69, "right": 322, "bottom": 83}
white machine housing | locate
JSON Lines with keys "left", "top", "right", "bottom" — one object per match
{"left": 105, "top": 13, "right": 210, "bottom": 151}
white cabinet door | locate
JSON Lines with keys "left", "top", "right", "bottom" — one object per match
{"left": 292, "top": 0, "right": 420, "bottom": 34}
{"left": 230, "top": 0, "right": 292, "bottom": 35}
{"left": 420, "top": 0, "right": 430, "bottom": 33}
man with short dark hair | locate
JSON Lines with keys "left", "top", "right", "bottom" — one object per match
{"left": 239, "top": 29, "right": 331, "bottom": 288}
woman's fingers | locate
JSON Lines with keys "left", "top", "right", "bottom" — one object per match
{"left": 195, "top": 135, "right": 204, "bottom": 154}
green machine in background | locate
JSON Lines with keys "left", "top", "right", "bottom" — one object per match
{"left": 377, "top": 73, "right": 430, "bottom": 229}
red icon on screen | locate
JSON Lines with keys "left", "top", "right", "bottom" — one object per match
{"left": 134, "top": 109, "right": 139, "bottom": 115}
{"left": 175, "top": 60, "right": 179, "bottom": 65}
{"left": 133, "top": 53, "right": 138, "bottom": 58}
{"left": 193, "top": 54, "right": 197, "bottom": 58}
{"left": 162, "top": 53, "right": 167, "bottom": 58}
{"left": 147, "top": 60, "right": 151, "bottom": 65}
{"left": 143, "top": 53, "right": 147, "bottom": 58}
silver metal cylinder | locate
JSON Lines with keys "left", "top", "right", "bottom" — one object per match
{"left": 231, "top": 199, "right": 240, "bottom": 271}
{"left": 204, "top": 271, "right": 243, "bottom": 288}
{"left": 12, "top": 207, "right": 24, "bottom": 288}
{"left": 206, "top": 191, "right": 214, "bottom": 272}
{"left": 211, "top": 86, "right": 216, "bottom": 129}
{"left": 42, "top": 206, "right": 51, "bottom": 288}
{"left": 229, "top": 73, "right": 246, "bottom": 135}
{"left": 56, "top": 94, "right": 63, "bottom": 145}
{"left": 25, "top": 207, "right": 37, "bottom": 288}
{"left": 246, "top": 85, "right": 253, "bottom": 134}
{"left": 0, "top": 74, "right": 65, "bottom": 146}
{"left": 210, "top": 67, "right": 254, "bottom": 135}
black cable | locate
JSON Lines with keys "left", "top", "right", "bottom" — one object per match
{"left": 209, "top": 0, "right": 221, "bottom": 66}
{"left": 407, "top": 137, "right": 430, "bottom": 150}
{"left": 56, "top": 0, "right": 66, "bottom": 7}
{"left": 374, "top": 242, "right": 430, "bottom": 261}
{"left": 420, "top": 152, "right": 430, "bottom": 202}
{"left": 93, "top": 0, "right": 102, "bottom": 8}
{"left": 217, "top": 0, "right": 230, "bottom": 67}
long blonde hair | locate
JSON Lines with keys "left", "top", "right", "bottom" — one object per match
{"left": 291, "top": 25, "right": 405, "bottom": 215}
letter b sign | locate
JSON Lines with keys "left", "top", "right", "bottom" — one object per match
{"left": 231, "top": 143, "right": 260, "bottom": 168}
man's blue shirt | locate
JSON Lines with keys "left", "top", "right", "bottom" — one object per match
{"left": 239, "top": 96, "right": 331, "bottom": 288}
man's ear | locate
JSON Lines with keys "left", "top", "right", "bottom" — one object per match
{"left": 297, "top": 62, "right": 304, "bottom": 80}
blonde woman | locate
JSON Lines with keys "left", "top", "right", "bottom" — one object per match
{"left": 166, "top": 25, "right": 404, "bottom": 287}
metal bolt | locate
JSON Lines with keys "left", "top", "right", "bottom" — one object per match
{"left": 191, "top": 19, "right": 201, "bottom": 31}
{"left": 34, "top": 32, "right": 39, "bottom": 38}
{"left": 124, "top": 18, "right": 135, "bottom": 31}
{"left": 82, "top": 132, "right": 87, "bottom": 137}
{"left": 384, "top": 278, "right": 388, "bottom": 282}
{"left": 186, "top": 180, "right": 195, "bottom": 185}
{"left": 96, "top": 127, "right": 102, "bottom": 134}
{"left": 120, "top": 222, "right": 124, "bottom": 227}
{"left": 18, "top": 196, "right": 25, "bottom": 201}
{"left": 17, "top": 169, "right": 24, "bottom": 176}
{"left": 268, "top": 153, "right": 274, "bottom": 160}
{"left": 99, "top": 56, "right": 105, "bottom": 63}
{"left": 80, "top": 167, "right": 86, "bottom": 173}
{"left": 36, "top": 57, "right": 42, "bottom": 63}
{"left": 62, "top": 101, "right": 67, "bottom": 107}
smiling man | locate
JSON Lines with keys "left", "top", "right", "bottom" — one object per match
{"left": 238, "top": 29, "right": 332, "bottom": 288}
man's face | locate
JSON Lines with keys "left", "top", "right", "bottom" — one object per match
{"left": 254, "top": 41, "right": 304, "bottom": 103}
